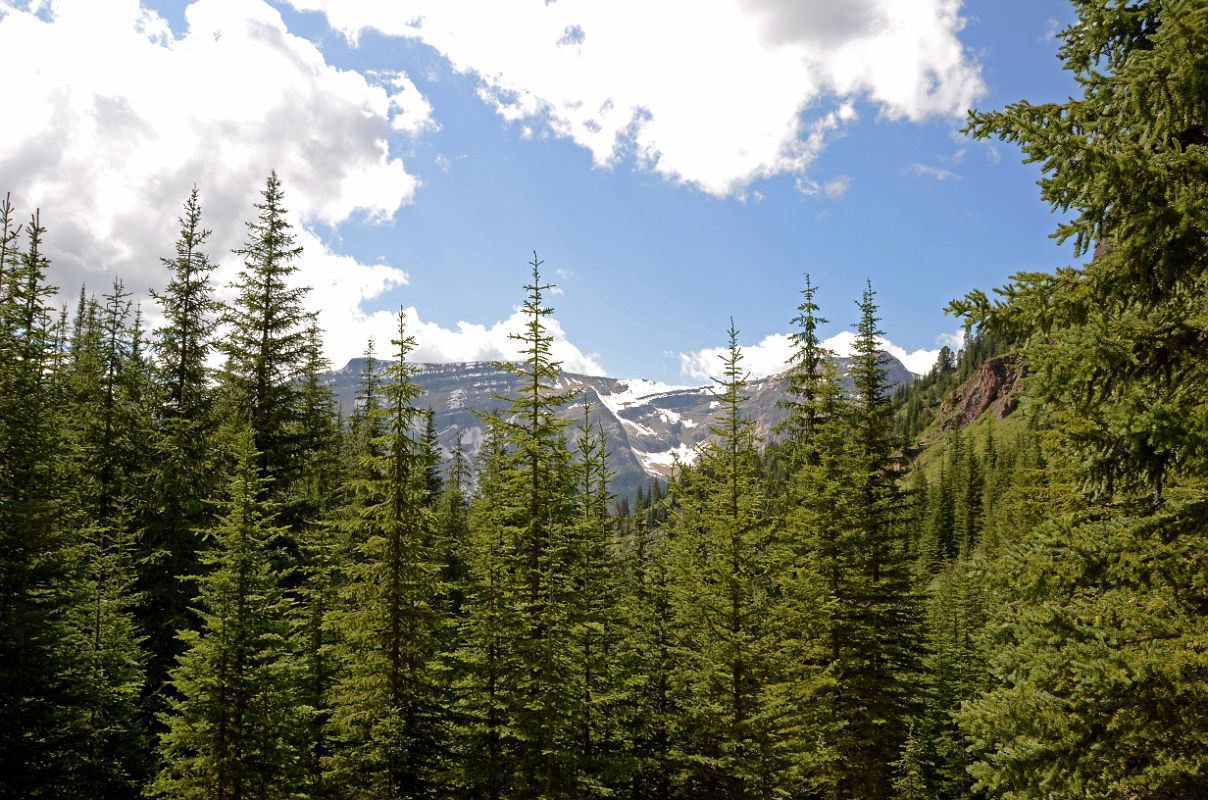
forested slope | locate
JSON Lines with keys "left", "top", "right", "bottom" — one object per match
{"left": 2, "top": 2, "right": 1206, "bottom": 798}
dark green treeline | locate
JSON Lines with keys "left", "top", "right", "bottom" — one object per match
{"left": 0, "top": 172, "right": 933, "bottom": 798}
{"left": 5, "top": 4, "right": 1208, "bottom": 796}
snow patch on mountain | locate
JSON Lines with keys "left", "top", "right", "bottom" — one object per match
{"left": 596, "top": 378, "right": 694, "bottom": 414}
{"left": 636, "top": 443, "right": 700, "bottom": 473}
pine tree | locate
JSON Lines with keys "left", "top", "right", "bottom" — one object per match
{"left": 0, "top": 208, "right": 85, "bottom": 798}
{"left": 950, "top": 4, "right": 1208, "bottom": 795}
{"left": 324, "top": 311, "right": 447, "bottom": 799}
{"left": 668, "top": 321, "right": 828, "bottom": 799}
{"left": 828, "top": 284, "right": 926, "bottom": 800}
{"left": 218, "top": 172, "right": 310, "bottom": 505}
{"left": 151, "top": 431, "right": 306, "bottom": 800}
{"left": 144, "top": 188, "right": 223, "bottom": 717}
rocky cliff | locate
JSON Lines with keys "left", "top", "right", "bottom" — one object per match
{"left": 936, "top": 354, "right": 1024, "bottom": 431}
{"left": 323, "top": 355, "right": 915, "bottom": 500}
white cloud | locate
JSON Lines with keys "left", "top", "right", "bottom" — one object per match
{"left": 1040, "top": 17, "right": 1062, "bottom": 44}
{"left": 678, "top": 326, "right": 967, "bottom": 380}
{"left": 0, "top": 0, "right": 430, "bottom": 363}
{"left": 678, "top": 332, "right": 794, "bottom": 383}
{"left": 905, "top": 162, "right": 961, "bottom": 181}
{"left": 343, "top": 306, "right": 607, "bottom": 377}
{"left": 820, "top": 330, "right": 947, "bottom": 376}
{"left": 285, "top": 0, "right": 983, "bottom": 196}
{"left": 825, "top": 175, "right": 852, "bottom": 199}
{"left": 795, "top": 173, "right": 851, "bottom": 199}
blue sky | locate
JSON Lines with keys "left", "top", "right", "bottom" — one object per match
{"left": 0, "top": 0, "right": 1079, "bottom": 383}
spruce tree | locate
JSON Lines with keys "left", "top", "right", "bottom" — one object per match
{"left": 452, "top": 428, "right": 524, "bottom": 800}
{"left": 52, "top": 280, "right": 154, "bottom": 798}
{"left": 493, "top": 254, "right": 582, "bottom": 798}
{"left": 151, "top": 431, "right": 306, "bottom": 800}
{"left": 615, "top": 499, "right": 678, "bottom": 800}
{"left": 777, "top": 274, "right": 837, "bottom": 468}
{"left": 567, "top": 406, "right": 625, "bottom": 795}
{"left": 829, "top": 284, "right": 926, "bottom": 800}
{"left": 453, "top": 255, "right": 588, "bottom": 799}
{"left": 324, "top": 312, "right": 446, "bottom": 799}
{"left": 218, "top": 172, "right": 310, "bottom": 505}
{"left": 143, "top": 189, "right": 223, "bottom": 720}
{"left": 668, "top": 321, "right": 828, "bottom": 799}
{"left": 950, "top": 4, "right": 1208, "bottom": 795}
{"left": 435, "top": 432, "right": 472, "bottom": 620}
{"left": 0, "top": 208, "right": 84, "bottom": 798}
{"left": 294, "top": 322, "right": 342, "bottom": 798}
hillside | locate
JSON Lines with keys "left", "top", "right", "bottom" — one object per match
{"left": 324, "top": 354, "right": 916, "bottom": 499}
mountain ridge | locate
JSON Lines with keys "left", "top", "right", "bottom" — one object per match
{"left": 322, "top": 355, "right": 916, "bottom": 500}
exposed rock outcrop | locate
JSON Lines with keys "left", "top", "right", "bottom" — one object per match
{"left": 938, "top": 355, "right": 1025, "bottom": 431}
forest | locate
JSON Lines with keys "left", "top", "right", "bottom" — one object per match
{"left": 2, "top": 3, "right": 1206, "bottom": 799}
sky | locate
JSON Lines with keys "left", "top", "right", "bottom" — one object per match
{"left": 0, "top": 0, "right": 1081, "bottom": 383}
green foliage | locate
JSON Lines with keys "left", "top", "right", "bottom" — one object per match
{"left": 141, "top": 189, "right": 224, "bottom": 710}
{"left": 952, "top": 0, "right": 1208, "bottom": 498}
{"left": 668, "top": 322, "right": 831, "bottom": 799}
{"left": 819, "top": 284, "right": 926, "bottom": 800}
{"left": 218, "top": 172, "right": 310, "bottom": 501}
{"left": 947, "top": 3, "right": 1208, "bottom": 796}
{"left": 0, "top": 204, "right": 93, "bottom": 798}
{"left": 151, "top": 431, "right": 306, "bottom": 800}
{"left": 961, "top": 505, "right": 1208, "bottom": 798}
{"left": 324, "top": 312, "right": 447, "bottom": 799}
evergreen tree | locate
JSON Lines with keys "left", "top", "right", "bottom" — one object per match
{"left": 52, "top": 280, "right": 155, "bottom": 797}
{"left": 0, "top": 208, "right": 84, "bottom": 798}
{"left": 777, "top": 274, "right": 837, "bottom": 468}
{"left": 830, "top": 284, "right": 926, "bottom": 800}
{"left": 891, "top": 725, "right": 932, "bottom": 800}
{"left": 324, "top": 311, "right": 446, "bottom": 799}
{"left": 491, "top": 254, "right": 582, "bottom": 798}
{"left": 950, "top": 4, "right": 1208, "bottom": 795}
{"left": 151, "top": 431, "right": 306, "bottom": 800}
{"left": 293, "top": 322, "right": 342, "bottom": 798}
{"left": 420, "top": 408, "right": 444, "bottom": 507}
{"left": 668, "top": 321, "right": 828, "bottom": 799}
{"left": 218, "top": 172, "right": 310, "bottom": 504}
{"left": 567, "top": 405, "right": 625, "bottom": 795}
{"left": 144, "top": 188, "right": 223, "bottom": 717}
{"left": 435, "top": 432, "right": 471, "bottom": 620}
{"left": 452, "top": 429, "right": 523, "bottom": 800}
{"left": 453, "top": 255, "right": 588, "bottom": 799}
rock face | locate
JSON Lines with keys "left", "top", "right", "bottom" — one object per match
{"left": 937, "top": 355, "right": 1025, "bottom": 431}
{"left": 323, "top": 354, "right": 914, "bottom": 501}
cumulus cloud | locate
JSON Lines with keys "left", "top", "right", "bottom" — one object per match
{"left": 341, "top": 306, "right": 606, "bottom": 377}
{"left": 284, "top": 0, "right": 984, "bottom": 196}
{"left": 678, "top": 326, "right": 966, "bottom": 381}
{"left": 0, "top": 0, "right": 428, "bottom": 363}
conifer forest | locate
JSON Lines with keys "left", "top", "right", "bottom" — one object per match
{"left": 2, "top": 3, "right": 1207, "bottom": 799}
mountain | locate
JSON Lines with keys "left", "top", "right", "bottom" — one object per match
{"left": 322, "top": 355, "right": 915, "bottom": 501}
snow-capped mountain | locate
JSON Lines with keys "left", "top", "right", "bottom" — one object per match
{"left": 322, "top": 356, "right": 915, "bottom": 501}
